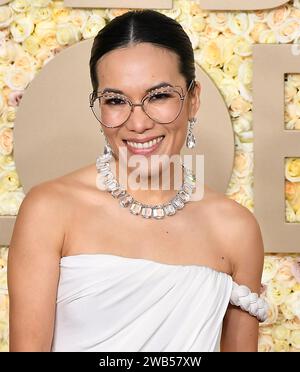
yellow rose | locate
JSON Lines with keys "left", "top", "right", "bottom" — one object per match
{"left": 228, "top": 13, "right": 253, "bottom": 36}
{"left": 285, "top": 81, "right": 297, "bottom": 103}
{"left": 279, "top": 303, "right": 295, "bottom": 320}
{"left": 0, "top": 170, "right": 20, "bottom": 192}
{"left": 290, "top": 330, "right": 300, "bottom": 348}
{"left": 233, "top": 36, "right": 252, "bottom": 57}
{"left": 259, "top": 30, "right": 276, "bottom": 43}
{"left": 82, "top": 14, "right": 106, "bottom": 39}
{"left": 206, "top": 67, "right": 225, "bottom": 86}
{"left": 232, "top": 112, "right": 251, "bottom": 134}
{"left": 288, "top": 73, "right": 300, "bottom": 88}
{"left": 10, "top": 0, "right": 31, "bottom": 13}
{"left": 274, "top": 339, "right": 290, "bottom": 352}
{"left": 3, "top": 66, "right": 33, "bottom": 91}
{"left": 69, "top": 9, "right": 88, "bottom": 29}
{"left": 0, "top": 6, "right": 13, "bottom": 28}
{"left": 22, "top": 34, "right": 40, "bottom": 56}
{"left": 285, "top": 158, "right": 300, "bottom": 182}
{"left": 0, "top": 127, "right": 13, "bottom": 156}
{"left": 56, "top": 23, "right": 81, "bottom": 46}
{"left": 233, "top": 151, "right": 253, "bottom": 178}
{"left": 0, "top": 190, "right": 25, "bottom": 215}
{"left": 52, "top": 2, "right": 71, "bottom": 24}
{"left": 5, "top": 106, "right": 16, "bottom": 122}
{"left": 276, "top": 19, "right": 300, "bottom": 43}
{"left": 34, "top": 20, "right": 56, "bottom": 38}
{"left": 219, "top": 78, "right": 240, "bottom": 106}
{"left": 208, "top": 12, "right": 229, "bottom": 32}
{"left": 272, "top": 325, "right": 291, "bottom": 341}
{"left": 230, "top": 96, "right": 251, "bottom": 117}
{"left": 250, "top": 23, "right": 268, "bottom": 43}
{"left": 223, "top": 55, "right": 242, "bottom": 78}
{"left": 203, "top": 24, "right": 220, "bottom": 39}
{"left": 258, "top": 334, "right": 274, "bottom": 352}
{"left": 0, "top": 154, "right": 14, "bottom": 170}
{"left": 28, "top": 6, "right": 52, "bottom": 24}
{"left": 266, "top": 279, "right": 288, "bottom": 305}
{"left": 191, "top": 14, "right": 205, "bottom": 33}
{"left": 199, "top": 39, "right": 223, "bottom": 67}
{"left": 38, "top": 29, "right": 59, "bottom": 48}
{"left": 10, "top": 16, "right": 34, "bottom": 43}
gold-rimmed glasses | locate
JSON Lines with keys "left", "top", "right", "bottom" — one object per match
{"left": 89, "top": 80, "right": 195, "bottom": 128}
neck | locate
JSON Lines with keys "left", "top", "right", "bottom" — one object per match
{"left": 111, "top": 155, "right": 184, "bottom": 206}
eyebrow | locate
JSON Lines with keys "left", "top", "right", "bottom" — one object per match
{"left": 100, "top": 81, "right": 174, "bottom": 95}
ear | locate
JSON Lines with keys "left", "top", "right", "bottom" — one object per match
{"left": 188, "top": 80, "right": 201, "bottom": 119}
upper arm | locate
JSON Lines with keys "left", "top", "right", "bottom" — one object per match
{"left": 219, "top": 200, "right": 264, "bottom": 352}
{"left": 7, "top": 182, "right": 66, "bottom": 351}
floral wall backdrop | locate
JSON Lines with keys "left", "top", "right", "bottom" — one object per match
{"left": 0, "top": 0, "right": 300, "bottom": 352}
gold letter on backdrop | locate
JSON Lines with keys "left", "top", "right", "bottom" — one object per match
{"left": 64, "top": 0, "right": 172, "bottom": 8}
{"left": 198, "top": 0, "right": 289, "bottom": 10}
{"left": 253, "top": 44, "right": 300, "bottom": 252}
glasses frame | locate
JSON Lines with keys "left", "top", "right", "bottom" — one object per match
{"left": 89, "top": 79, "right": 195, "bottom": 128}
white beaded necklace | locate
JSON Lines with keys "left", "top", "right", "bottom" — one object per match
{"left": 96, "top": 149, "right": 196, "bottom": 219}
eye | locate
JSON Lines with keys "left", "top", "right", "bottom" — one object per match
{"left": 103, "top": 97, "right": 126, "bottom": 105}
{"left": 149, "top": 93, "right": 171, "bottom": 101}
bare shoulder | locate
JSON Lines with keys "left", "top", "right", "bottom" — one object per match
{"left": 201, "top": 186, "right": 264, "bottom": 287}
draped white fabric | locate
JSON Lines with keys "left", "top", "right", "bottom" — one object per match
{"left": 50, "top": 253, "right": 235, "bottom": 352}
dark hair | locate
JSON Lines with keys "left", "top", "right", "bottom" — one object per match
{"left": 89, "top": 9, "right": 195, "bottom": 94}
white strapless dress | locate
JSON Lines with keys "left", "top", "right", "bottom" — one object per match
{"left": 50, "top": 253, "right": 268, "bottom": 352}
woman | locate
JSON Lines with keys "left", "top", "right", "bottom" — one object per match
{"left": 7, "top": 9, "right": 267, "bottom": 352}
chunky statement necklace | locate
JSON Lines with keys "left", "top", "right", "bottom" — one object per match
{"left": 96, "top": 150, "right": 197, "bottom": 220}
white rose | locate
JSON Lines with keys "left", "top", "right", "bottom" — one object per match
{"left": 0, "top": 6, "right": 13, "bottom": 28}
{"left": 10, "top": 16, "right": 34, "bottom": 43}
{"left": 34, "top": 20, "right": 56, "bottom": 37}
{"left": 3, "top": 65, "right": 33, "bottom": 91}
{"left": 0, "top": 154, "right": 14, "bottom": 170}
{"left": 272, "top": 325, "right": 291, "bottom": 341}
{"left": 223, "top": 55, "right": 242, "bottom": 78}
{"left": 218, "top": 78, "right": 240, "bottom": 106}
{"left": 285, "top": 291, "right": 300, "bottom": 318}
{"left": 56, "top": 22, "right": 81, "bottom": 46}
{"left": 232, "top": 112, "right": 252, "bottom": 134}
{"left": 266, "top": 279, "right": 289, "bottom": 305}
{"left": 82, "top": 14, "right": 106, "bottom": 39}
{"left": 232, "top": 36, "right": 253, "bottom": 57}
{"left": 9, "top": 0, "right": 31, "bottom": 13}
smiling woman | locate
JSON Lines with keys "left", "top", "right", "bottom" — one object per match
{"left": 7, "top": 9, "right": 267, "bottom": 352}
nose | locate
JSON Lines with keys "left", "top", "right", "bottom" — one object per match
{"left": 124, "top": 103, "right": 155, "bottom": 133}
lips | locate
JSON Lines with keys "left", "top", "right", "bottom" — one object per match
{"left": 122, "top": 135, "right": 165, "bottom": 156}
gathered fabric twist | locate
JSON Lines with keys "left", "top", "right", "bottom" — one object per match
{"left": 230, "top": 282, "right": 268, "bottom": 322}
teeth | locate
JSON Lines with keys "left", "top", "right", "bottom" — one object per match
{"left": 126, "top": 136, "right": 164, "bottom": 149}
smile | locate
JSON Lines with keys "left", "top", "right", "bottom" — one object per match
{"left": 123, "top": 135, "right": 165, "bottom": 155}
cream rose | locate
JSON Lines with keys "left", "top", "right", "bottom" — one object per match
{"left": 3, "top": 66, "right": 33, "bottom": 91}
{"left": 0, "top": 127, "right": 13, "bottom": 156}
{"left": 51, "top": 2, "right": 71, "bottom": 24}
{"left": 82, "top": 14, "right": 106, "bottom": 39}
{"left": 230, "top": 96, "right": 251, "bottom": 118}
{"left": 286, "top": 200, "right": 296, "bottom": 222}
{"left": 285, "top": 81, "right": 297, "bottom": 103}
{"left": 266, "top": 5, "right": 290, "bottom": 28}
{"left": 274, "top": 339, "right": 290, "bottom": 352}
{"left": 233, "top": 36, "right": 252, "bottom": 57}
{"left": 0, "top": 6, "right": 14, "bottom": 28}
{"left": 0, "top": 154, "right": 14, "bottom": 171}
{"left": 9, "top": 0, "right": 31, "bottom": 13}
{"left": 258, "top": 334, "right": 274, "bottom": 352}
{"left": 250, "top": 23, "right": 268, "bottom": 43}
{"left": 262, "top": 256, "right": 280, "bottom": 283}
{"left": 0, "top": 189, "right": 25, "bottom": 215}
{"left": 276, "top": 19, "right": 300, "bottom": 43}
{"left": 10, "top": 16, "right": 34, "bottom": 43}
{"left": 207, "top": 12, "right": 229, "bottom": 32}
{"left": 272, "top": 324, "right": 291, "bottom": 341}
{"left": 259, "top": 30, "right": 276, "bottom": 43}
{"left": 56, "top": 22, "right": 81, "bottom": 46}
{"left": 69, "top": 9, "right": 88, "bottom": 30}
{"left": 290, "top": 330, "right": 300, "bottom": 348}
{"left": 267, "top": 280, "right": 289, "bottom": 305}
{"left": 223, "top": 55, "right": 242, "bottom": 78}
{"left": 22, "top": 35, "right": 40, "bottom": 56}
{"left": 232, "top": 112, "right": 252, "bottom": 134}
{"left": 28, "top": 6, "right": 52, "bottom": 24}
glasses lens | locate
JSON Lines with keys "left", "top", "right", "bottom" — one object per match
{"left": 91, "top": 93, "right": 131, "bottom": 127}
{"left": 143, "top": 87, "right": 182, "bottom": 123}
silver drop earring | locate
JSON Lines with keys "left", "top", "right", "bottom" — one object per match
{"left": 99, "top": 127, "right": 113, "bottom": 156}
{"left": 186, "top": 118, "right": 196, "bottom": 149}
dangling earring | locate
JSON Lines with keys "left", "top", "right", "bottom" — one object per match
{"left": 186, "top": 118, "right": 196, "bottom": 149}
{"left": 99, "top": 126, "right": 113, "bottom": 155}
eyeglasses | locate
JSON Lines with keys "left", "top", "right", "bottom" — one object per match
{"left": 89, "top": 80, "right": 195, "bottom": 128}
